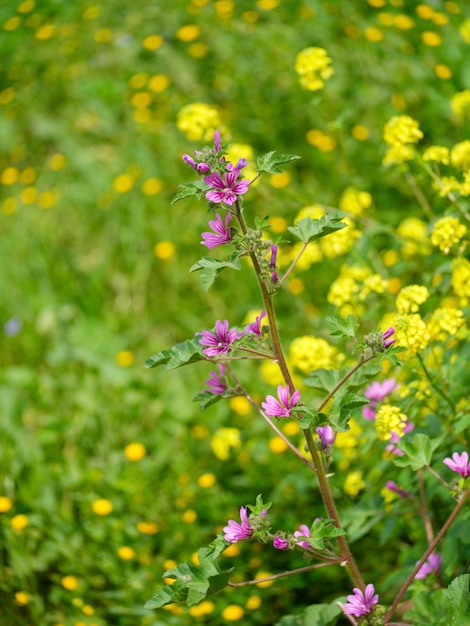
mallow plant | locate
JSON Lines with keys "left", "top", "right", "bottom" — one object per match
{"left": 145, "top": 131, "right": 470, "bottom": 625}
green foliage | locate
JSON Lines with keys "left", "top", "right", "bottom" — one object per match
{"left": 189, "top": 252, "right": 241, "bottom": 291}
{"left": 256, "top": 151, "right": 301, "bottom": 174}
{"left": 287, "top": 215, "right": 346, "bottom": 245}
{"left": 325, "top": 314, "right": 359, "bottom": 340}
{"left": 171, "top": 179, "right": 208, "bottom": 205}
{"left": 274, "top": 598, "right": 344, "bottom": 626}
{"left": 404, "top": 575, "right": 470, "bottom": 626}
{"left": 394, "top": 434, "right": 443, "bottom": 471}
{"left": 144, "top": 337, "right": 204, "bottom": 369}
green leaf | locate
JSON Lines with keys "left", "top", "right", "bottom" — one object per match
{"left": 192, "top": 390, "right": 226, "bottom": 410}
{"left": 446, "top": 574, "right": 470, "bottom": 626}
{"left": 329, "top": 391, "right": 369, "bottom": 432}
{"left": 394, "top": 434, "right": 442, "bottom": 471}
{"left": 171, "top": 180, "right": 208, "bottom": 205}
{"left": 287, "top": 215, "right": 346, "bottom": 244}
{"left": 190, "top": 253, "right": 241, "bottom": 292}
{"left": 248, "top": 494, "right": 272, "bottom": 516}
{"left": 403, "top": 588, "right": 448, "bottom": 625}
{"left": 275, "top": 598, "right": 344, "bottom": 626}
{"left": 326, "top": 314, "right": 359, "bottom": 339}
{"left": 145, "top": 546, "right": 233, "bottom": 609}
{"left": 291, "top": 406, "right": 326, "bottom": 430}
{"left": 303, "top": 362, "right": 383, "bottom": 394}
{"left": 256, "top": 151, "right": 301, "bottom": 174}
{"left": 145, "top": 337, "right": 204, "bottom": 370}
{"left": 254, "top": 215, "right": 272, "bottom": 230}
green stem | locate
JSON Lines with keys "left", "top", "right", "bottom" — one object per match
{"left": 383, "top": 489, "right": 470, "bottom": 624}
{"left": 228, "top": 559, "right": 342, "bottom": 587}
{"left": 416, "top": 353, "right": 456, "bottom": 414}
{"left": 317, "top": 356, "right": 374, "bottom": 413}
{"left": 279, "top": 242, "right": 308, "bottom": 285}
{"left": 234, "top": 199, "right": 365, "bottom": 591}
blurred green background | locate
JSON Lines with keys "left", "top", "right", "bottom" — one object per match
{"left": 1, "top": 0, "right": 469, "bottom": 624}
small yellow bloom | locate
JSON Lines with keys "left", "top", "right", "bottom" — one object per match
{"left": 295, "top": 47, "right": 334, "bottom": 91}
{"left": 177, "top": 103, "right": 223, "bottom": 142}
{"left": 223, "top": 543, "right": 240, "bottom": 557}
{"left": 128, "top": 73, "right": 147, "bottom": 89}
{"left": 395, "top": 314, "right": 430, "bottom": 356}
{"left": 142, "top": 34, "right": 164, "bottom": 50}
{"left": 422, "top": 145, "right": 449, "bottom": 164}
{"left": 1, "top": 167, "right": 19, "bottom": 186}
{"left": 435, "top": 64, "right": 452, "bottom": 80}
{"left": 460, "top": 18, "right": 470, "bottom": 44}
{"left": 0, "top": 496, "right": 13, "bottom": 512}
{"left": 270, "top": 171, "right": 291, "bottom": 188}
{"left": 255, "top": 572, "right": 273, "bottom": 588}
{"left": 257, "top": 0, "right": 280, "bottom": 9}
{"left": 375, "top": 405, "right": 408, "bottom": 441}
{"left": 182, "top": 509, "right": 197, "bottom": 523}
{"left": 148, "top": 74, "right": 170, "bottom": 92}
{"left": 15, "top": 592, "right": 29, "bottom": 606}
{"left": 18, "top": 1, "right": 35, "bottom": 14}
{"left": 82, "top": 605, "right": 94, "bottom": 616}
{"left": 395, "top": 14, "right": 414, "bottom": 29}
{"left": 451, "top": 257, "right": 470, "bottom": 298}
{"left": 188, "top": 43, "right": 209, "bottom": 58}
{"left": 113, "top": 174, "right": 134, "bottom": 193}
{"left": 384, "top": 115, "right": 423, "bottom": 147}
{"left": 421, "top": 31, "right": 442, "bottom": 46}
{"left": 396, "top": 285, "right": 429, "bottom": 314}
{"left": 211, "top": 427, "right": 241, "bottom": 460}
{"left": 343, "top": 471, "right": 365, "bottom": 497}
{"left": 176, "top": 25, "right": 200, "bottom": 42}
{"left": 365, "top": 27, "right": 384, "bottom": 42}
{"left": 137, "top": 521, "right": 159, "bottom": 534}
{"left": 116, "top": 350, "right": 134, "bottom": 367}
{"left": 450, "top": 140, "right": 470, "bottom": 170}
{"left": 154, "top": 241, "right": 175, "bottom": 260}
{"left": 352, "top": 124, "right": 369, "bottom": 141}
{"left": 197, "top": 473, "right": 216, "bottom": 488}
{"left": 451, "top": 90, "right": 470, "bottom": 119}
{"left": 92, "top": 499, "right": 113, "bottom": 516}
{"left": 83, "top": 5, "right": 100, "bottom": 20}
{"left": 222, "top": 605, "right": 245, "bottom": 620}
{"left": 124, "top": 442, "right": 146, "bottom": 461}
{"left": 11, "top": 514, "right": 28, "bottom": 531}
{"left": 431, "top": 216, "right": 467, "bottom": 254}
{"left": 269, "top": 437, "right": 288, "bottom": 454}
{"left": 189, "top": 600, "right": 215, "bottom": 616}
{"left": 246, "top": 595, "right": 262, "bottom": 609}
{"left": 131, "top": 91, "right": 152, "bottom": 108}
{"left": 229, "top": 396, "right": 251, "bottom": 416}
{"left": 118, "top": 546, "right": 135, "bottom": 560}
{"left": 36, "top": 24, "right": 55, "bottom": 40}
{"left": 61, "top": 575, "right": 79, "bottom": 590}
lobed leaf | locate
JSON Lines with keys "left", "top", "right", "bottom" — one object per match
{"left": 446, "top": 574, "right": 470, "bottom": 626}
{"left": 394, "top": 434, "right": 442, "bottom": 471}
{"left": 256, "top": 151, "right": 301, "bottom": 174}
{"left": 171, "top": 180, "right": 208, "bottom": 205}
{"left": 145, "top": 337, "right": 204, "bottom": 370}
{"left": 190, "top": 253, "right": 241, "bottom": 292}
{"left": 326, "top": 314, "right": 359, "bottom": 339}
{"left": 287, "top": 215, "right": 346, "bottom": 244}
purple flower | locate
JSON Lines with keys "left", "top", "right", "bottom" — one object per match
{"left": 269, "top": 244, "right": 278, "bottom": 269}
{"left": 200, "top": 320, "right": 241, "bottom": 357}
{"left": 365, "top": 378, "right": 398, "bottom": 402}
{"left": 213, "top": 130, "right": 221, "bottom": 151}
{"left": 293, "top": 524, "right": 311, "bottom": 549}
{"left": 182, "top": 154, "right": 211, "bottom": 173}
{"left": 316, "top": 425, "right": 335, "bottom": 450}
{"left": 415, "top": 553, "right": 443, "bottom": 579}
{"left": 261, "top": 385, "right": 301, "bottom": 418}
{"left": 382, "top": 327, "right": 396, "bottom": 349}
{"left": 245, "top": 310, "right": 267, "bottom": 336}
{"left": 271, "top": 270, "right": 279, "bottom": 283}
{"left": 273, "top": 537, "right": 289, "bottom": 550}
{"left": 205, "top": 365, "right": 226, "bottom": 395}
{"left": 343, "top": 584, "right": 379, "bottom": 617}
{"left": 362, "top": 405, "right": 377, "bottom": 420}
{"left": 201, "top": 213, "right": 232, "bottom": 249}
{"left": 223, "top": 506, "right": 252, "bottom": 543}
{"left": 443, "top": 451, "right": 470, "bottom": 478}
{"left": 385, "top": 480, "right": 411, "bottom": 498}
{"left": 4, "top": 317, "right": 22, "bottom": 337}
{"left": 204, "top": 168, "right": 249, "bottom": 206}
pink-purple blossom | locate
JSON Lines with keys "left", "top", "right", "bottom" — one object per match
{"left": 223, "top": 506, "right": 252, "bottom": 543}
{"left": 415, "top": 553, "right": 443, "bottom": 579}
{"left": 261, "top": 385, "right": 301, "bottom": 418}
{"left": 273, "top": 536, "right": 289, "bottom": 550}
{"left": 443, "top": 451, "right": 470, "bottom": 478}
{"left": 293, "top": 524, "right": 311, "bottom": 549}
{"left": 363, "top": 378, "right": 398, "bottom": 420}
{"left": 204, "top": 167, "right": 249, "bottom": 206}
{"left": 245, "top": 310, "right": 267, "bottom": 336}
{"left": 343, "top": 584, "right": 379, "bottom": 617}
{"left": 205, "top": 364, "right": 226, "bottom": 395}
{"left": 201, "top": 213, "right": 233, "bottom": 249}
{"left": 316, "top": 425, "right": 335, "bottom": 450}
{"left": 200, "top": 320, "right": 241, "bottom": 357}
{"left": 382, "top": 326, "right": 396, "bottom": 348}
{"left": 384, "top": 480, "right": 411, "bottom": 499}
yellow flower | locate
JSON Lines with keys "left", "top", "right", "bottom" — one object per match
{"left": 124, "top": 442, "right": 146, "bottom": 461}
{"left": 176, "top": 25, "right": 200, "bottom": 42}
{"left": 229, "top": 396, "right": 251, "bottom": 415}
{"left": 384, "top": 115, "right": 423, "bottom": 146}
{"left": 0, "top": 496, "right": 13, "bottom": 513}
{"left": 306, "top": 129, "right": 336, "bottom": 151}
{"left": 460, "top": 18, "right": 470, "bottom": 44}
{"left": 394, "top": 314, "right": 430, "bottom": 356}
{"left": 339, "top": 187, "right": 372, "bottom": 216}
{"left": 295, "top": 47, "right": 334, "bottom": 91}
{"left": 15, "top": 592, "right": 29, "bottom": 606}
{"left": 148, "top": 74, "right": 170, "bottom": 92}
{"left": 177, "top": 103, "right": 223, "bottom": 142}
{"left": 222, "top": 605, "right": 245, "bottom": 620}
{"left": 118, "top": 546, "right": 135, "bottom": 560}
{"left": 197, "top": 473, "right": 216, "bottom": 488}
{"left": 435, "top": 64, "right": 452, "bottom": 80}
{"left": 154, "top": 241, "right": 175, "bottom": 260}
{"left": 422, "top": 145, "right": 449, "bottom": 164}
{"left": 189, "top": 600, "right": 215, "bottom": 616}
{"left": 451, "top": 257, "right": 470, "bottom": 298}
{"left": 383, "top": 144, "right": 416, "bottom": 165}
{"left": 375, "top": 405, "right": 408, "bottom": 441}
{"left": 421, "top": 31, "right": 442, "bottom": 46}
{"left": 142, "top": 34, "right": 164, "bottom": 50}
{"left": 365, "top": 27, "right": 384, "bottom": 42}
{"left": 431, "top": 216, "right": 467, "bottom": 254}
{"left": 289, "top": 336, "right": 339, "bottom": 373}
{"left": 1, "top": 167, "right": 19, "bottom": 185}
{"left": 343, "top": 471, "right": 365, "bottom": 497}
{"left": 137, "top": 521, "right": 159, "bottom": 534}
{"left": 450, "top": 140, "right": 470, "bottom": 170}
{"left": 246, "top": 595, "right": 262, "bottom": 609}
{"left": 255, "top": 571, "right": 273, "bottom": 588}
{"left": 182, "top": 509, "right": 197, "bottom": 523}
{"left": 116, "top": 350, "right": 134, "bottom": 367}
{"left": 269, "top": 437, "right": 288, "bottom": 454}
{"left": 451, "top": 90, "right": 470, "bottom": 119}
{"left": 61, "top": 575, "right": 79, "bottom": 590}
{"left": 320, "top": 217, "right": 361, "bottom": 258}
{"left": 397, "top": 217, "right": 431, "bottom": 257}
{"left": 11, "top": 514, "right": 28, "bottom": 531}
{"left": 92, "top": 499, "right": 113, "bottom": 516}
{"left": 210, "top": 428, "right": 241, "bottom": 460}
{"left": 352, "top": 124, "right": 369, "bottom": 141}
{"left": 396, "top": 285, "right": 429, "bottom": 314}
{"left": 113, "top": 174, "right": 134, "bottom": 193}
{"left": 428, "top": 307, "right": 466, "bottom": 341}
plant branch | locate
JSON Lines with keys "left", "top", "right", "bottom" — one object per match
{"left": 279, "top": 242, "right": 308, "bottom": 285}
{"left": 383, "top": 488, "right": 470, "bottom": 623}
{"left": 228, "top": 560, "right": 342, "bottom": 587}
{"left": 317, "top": 355, "right": 375, "bottom": 412}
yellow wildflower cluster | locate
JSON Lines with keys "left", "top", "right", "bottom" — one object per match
{"left": 176, "top": 103, "right": 224, "bottom": 141}
{"left": 422, "top": 145, "right": 450, "bottom": 164}
{"left": 322, "top": 217, "right": 361, "bottom": 258}
{"left": 339, "top": 187, "right": 372, "bottom": 217}
{"left": 278, "top": 240, "right": 322, "bottom": 270}
{"left": 375, "top": 405, "right": 408, "bottom": 441}
{"left": 294, "top": 47, "right": 334, "bottom": 91}
{"left": 397, "top": 217, "right": 431, "bottom": 257}
{"left": 460, "top": 18, "right": 470, "bottom": 44}
{"left": 394, "top": 313, "right": 430, "bottom": 356}
{"left": 210, "top": 428, "right": 241, "bottom": 460}
{"left": 327, "top": 265, "right": 388, "bottom": 317}
{"left": 395, "top": 284, "right": 429, "bottom": 314}
{"left": 343, "top": 471, "right": 365, "bottom": 498}
{"left": 226, "top": 143, "right": 257, "bottom": 180}
{"left": 451, "top": 90, "right": 470, "bottom": 119}
{"left": 289, "top": 336, "right": 340, "bottom": 373}
{"left": 431, "top": 216, "right": 467, "bottom": 254}
{"left": 383, "top": 115, "right": 423, "bottom": 165}
{"left": 427, "top": 307, "right": 466, "bottom": 341}
{"left": 450, "top": 140, "right": 470, "bottom": 170}
{"left": 335, "top": 419, "right": 364, "bottom": 469}
{"left": 451, "top": 257, "right": 470, "bottom": 299}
